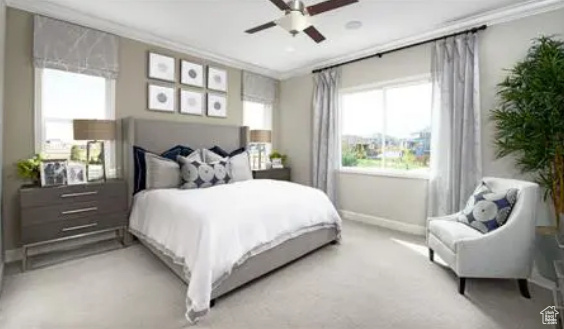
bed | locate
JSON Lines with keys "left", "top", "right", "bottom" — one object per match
{"left": 121, "top": 118, "right": 341, "bottom": 323}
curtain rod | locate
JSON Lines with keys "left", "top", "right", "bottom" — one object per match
{"left": 312, "top": 24, "right": 488, "bottom": 74}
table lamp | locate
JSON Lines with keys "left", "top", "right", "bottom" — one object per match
{"left": 73, "top": 119, "right": 115, "bottom": 182}
{"left": 250, "top": 129, "right": 272, "bottom": 170}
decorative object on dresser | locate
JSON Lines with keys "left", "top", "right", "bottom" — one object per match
{"left": 19, "top": 179, "right": 128, "bottom": 271}
{"left": 252, "top": 167, "right": 291, "bottom": 181}
{"left": 73, "top": 119, "right": 116, "bottom": 182}
{"left": 180, "top": 89, "right": 204, "bottom": 116}
{"left": 181, "top": 60, "right": 204, "bottom": 87}
{"left": 17, "top": 154, "right": 44, "bottom": 186}
{"left": 207, "top": 66, "right": 228, "bottom": 92}
{"left": 269, "top": 151, "right": 287, "bottom": 169}
{"left": 67, "top": 162, "right": 87, "bottom": 185}
{"left": 148, "top": 84, "right": 176, "bottom": 112}
{"left": 206, "top": 93, "right": 227, "bottom": 118}
{"left": 250, "top": 129, "right": 272, "bottom": 169}
{"left": 39, "top": 159, "right": 68, "bottom": 187}
{"left": 148, "top": 52, "right": 176, "bottom": 82}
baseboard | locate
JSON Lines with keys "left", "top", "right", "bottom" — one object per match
{"left": 5, "top": 248, "right": 22, "bottom": 263}
{"left": 340, "top": 210, "right": 426, "bottom": 236}
{"left": 530, "top": 265, "right": 556, "bottom": 290}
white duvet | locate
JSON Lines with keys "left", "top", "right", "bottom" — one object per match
{"left": 129, "top": 179, "right": 342, "bottom": 323}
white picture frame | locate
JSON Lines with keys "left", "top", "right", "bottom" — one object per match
{"left": 148, "top": 52, "right": 176, "bottom": 82}
{"left": 40, "top": 159, "right": 68, "bottom": 187}
{"left": 207, "top": 66, "right": 228, "bottom": 92}
{"left": 148, "top": 84, "right": 175, "bottom": 112}
{"left": 207, "top": 93, "right": 227, "bottom": 118}
{"left": 67, "top": 162, "right": 87, "bottom": 185}
{"left": 181, "top": 60, "right": 204, "bottom": 87}
{"left": 180, "top": 89, "right": 205, "bottom": 116}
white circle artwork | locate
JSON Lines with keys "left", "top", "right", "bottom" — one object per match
{"left": 158, "top": 63, "right": 168, "bottom": 73}
{"left": 189, "top": 69, "right": 197, "bottom": 79}
{"left": 213, "top": 75, "right": 222, "bottom": 84}
{"left": 472, "top": 200, "right": 497, "bottom": 222}
{"left": 157, "top": 93, "right": 168, "bottom": 103}
{"left": 214, "top": 101, "right": 221, "bottom": 111}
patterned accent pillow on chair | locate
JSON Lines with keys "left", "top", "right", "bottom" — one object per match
{"left": 178, "top": 156, "right": 231, "bottom": 189}
{"left": 457, "top": 182, "right": 519, "bottom": 233}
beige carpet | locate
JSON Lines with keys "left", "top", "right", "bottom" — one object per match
{"left": 0, "top": 221, "right": 551, "bottom": 329}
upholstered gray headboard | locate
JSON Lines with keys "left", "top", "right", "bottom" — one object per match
{"left": 121, "top": 117, "right": 249, "bottom": 205}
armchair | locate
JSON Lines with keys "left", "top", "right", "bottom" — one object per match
{"left": 427, "top": 177, "right": 539, "bottom": 297}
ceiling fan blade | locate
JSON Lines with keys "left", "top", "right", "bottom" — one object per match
{"left": 304, "top": 26, "right": 326, "bottom": 43}
{"left": 245, "top": 21, "right": 277, "bottom": 34}
{"left": 307, "top": 0, "right": 359, "bottom": 16}
{"left": 269, "top": 0, "right": 291, "bottom": 11}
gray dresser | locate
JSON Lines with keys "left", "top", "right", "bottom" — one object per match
{"left": 252, "top": 168, "right": 291, "bottom": 181}
{"left": 19, "top": 179, "right": 128, "bottom": 270}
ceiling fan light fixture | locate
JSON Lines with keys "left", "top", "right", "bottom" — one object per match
{"left": 276, "top": 11, "right": 310, "bottom": 35}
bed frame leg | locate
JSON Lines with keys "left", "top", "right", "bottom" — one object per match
{"left": 330, "top": 240, "right": 338, "bottom": 245}
{"left": 210, "top": 299, "right": 217, "bottom": 308}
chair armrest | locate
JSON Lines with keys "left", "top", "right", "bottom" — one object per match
{"left": 427, "top": 212, "right": 460, "bottom": 224}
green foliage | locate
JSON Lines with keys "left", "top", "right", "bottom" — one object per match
{"left": 16, "top": 154, "right": 43, "bottom": 184}
{"left": 269, "top": 151, "right": 287, "bottom": 165}
{"left": 70, "top": 145, "right": 86, "bottom": 162}
{"left": 402, "top": 149, "right": 417, "bottom": 170}
{"left": 341, "top": 149, "right": 358, "bottom": 167}
{"left": 491, "top": 36, "right": 564, "bottom": 223}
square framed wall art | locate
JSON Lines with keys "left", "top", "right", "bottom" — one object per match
{"left": 207, "top": 66, "right": 228, "bottom": 92}
{"left": 148, "top": 84, "right": 175, "bottom": 112}
{"left": 148, "top": 52, "right": 176, "bottom": 82}
{"left": 180, "top": 89, "right": 204, "bottom": 116}
{"left": 207, "top": 93, "right": 227, "bottom": 118}
{"left": 181, "top": 60, "right": 204, "bottom": 87}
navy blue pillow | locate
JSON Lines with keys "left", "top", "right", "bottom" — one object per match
{"left": 133, "top": 145, "right": 194, "bottom": 194}
{"left": 209, "top": 146, "right": 246, "bottom": 158}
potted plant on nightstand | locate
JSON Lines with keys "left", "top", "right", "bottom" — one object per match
{"left": 16, "top": 154, "right": 44, "bottom": 187}
{"left": 269, "top": 151, "right": 287, "bottom": 169}
{"left": 491, "top": 36, "right": 564, "bottom": 285}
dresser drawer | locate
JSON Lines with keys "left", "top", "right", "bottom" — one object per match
{"left": 21, "top": 213, "right": 127, "bottom": 245}
{"left": 21, "top": 199, "right": 127, "bottom": 227}
{"left": 20, "top": 180, "right": 126, "bottom": 208}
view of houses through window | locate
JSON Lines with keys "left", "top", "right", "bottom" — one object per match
{"left": 340, "top": 80, "right": 432, "bottom": 173}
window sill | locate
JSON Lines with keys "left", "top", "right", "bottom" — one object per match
{"left": 337, "top": 167, "right": 430, "bottom": 180}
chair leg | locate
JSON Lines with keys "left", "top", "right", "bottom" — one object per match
{"left": 518, "top": 279, "right": 531, "bottom": 299}
{"left": 458, "top": 277, "right": 466, "bottom": 295}
{"left": 429, "top": 249, "right": 434, "bottom": 262}
{"left": 210, "top": 299, "right": 216, "bottom": 308}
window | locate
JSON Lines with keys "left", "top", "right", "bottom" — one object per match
{"left": 243, "top": 101, "right": 273, "bottom": 168}
{"left": 340, "top": 78, "right": 432, "bottom": 175}
{"left": 35, "top": 68, "right": 115, "bottom": 170}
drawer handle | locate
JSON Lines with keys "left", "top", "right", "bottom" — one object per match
{"left": 60, "top": 191, "right": 98, "bottom": 198}
{"left": 62, "top": 223, "right": 98, "bottom": 232}
{"left": 61, "top": 207, "right": 98, "bottom": 215}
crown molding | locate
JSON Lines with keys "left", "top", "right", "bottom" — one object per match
{"left": 5, "top": 0, "right": 284, "bottom": 79}
{"left": 6, "top": 0, "right": 564, "bottom": 81}
{"left": 279, "top": 0, "right": 564, "bottom": 79}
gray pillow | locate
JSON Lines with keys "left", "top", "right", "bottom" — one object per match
{"left": 145, "top": 152, "right": 181, "bottom": 190}
{"left": 203, "top": 149, "right": 252, "bottom": 182}
{"left": 178, "top": 157, "right": 231, "bottom": 189}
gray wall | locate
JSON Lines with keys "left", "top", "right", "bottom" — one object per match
{"left": 278, "top": 8, "right": 564, "bottom": 229}
{"left": 0, "top": 0, "right": 6, "bottom": 284}
{"left": 2, "top": 8, "right": 250, "bottom": 250}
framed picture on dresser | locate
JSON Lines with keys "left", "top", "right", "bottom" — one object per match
{"left": 40, "top": 159, "right": 68, "bottom": 187}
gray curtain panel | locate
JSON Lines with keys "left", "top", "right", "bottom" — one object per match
{"left": 33, "top": 15, "right": 119, "bottom": 79}
{"left": 242, "top": 71, "right": 278, "bottom": 104}
{"left": 428, "top": 33, "right": 482, "bottom": 217}
{"left": 312, "top": 69, "right": 340, "bottom": 202}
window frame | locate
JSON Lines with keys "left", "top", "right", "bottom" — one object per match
{"left": 338, "top": 74, "right": 432, "bottom": 180}
{"left": 34, "top": 67, "right": 117, "bottom": 176}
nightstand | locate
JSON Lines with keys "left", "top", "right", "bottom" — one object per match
{"left": 19, "top": 179, "right": 128, "bottom": 270}
{"left": 252, "top": 168, "right": 291, "bottom": 181}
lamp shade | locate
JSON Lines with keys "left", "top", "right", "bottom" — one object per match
{"left": 250, "top": 130, "right": 272, "bottom": 143}
{"left": 73, "top": 119, "right": 116, "bottom": 141}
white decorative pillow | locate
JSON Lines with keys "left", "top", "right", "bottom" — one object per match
{"left": 178, "top": 157, "right": 231, "bottom": 189}
{"left": 144, "top": 153, "right": 181, "bottom": 190}
{"left": 203, "top": 149, "right": 252, "bottom": 183}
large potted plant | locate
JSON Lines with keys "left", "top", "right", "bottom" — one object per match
{"left": 492, "top": 36, "right": 564, "bottom": 231}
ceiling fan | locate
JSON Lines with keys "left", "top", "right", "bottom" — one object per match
{"left": 245, "top": 0, "right": 359, "bottom": 43}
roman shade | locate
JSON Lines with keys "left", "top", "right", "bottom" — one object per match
{"left": 242, "top": 71, "right": 278, "bottom": 104}
{"left": 34, "top": 15, "right": 119, "bottom": 79}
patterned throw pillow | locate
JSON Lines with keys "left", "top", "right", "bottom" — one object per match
{"left": 178, "top": 157, "right": 231, "bottom": 189}
{"left": 457, "top": 182, "right": 519, "bottom": 234}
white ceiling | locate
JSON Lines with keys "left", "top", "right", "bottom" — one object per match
{"left": 7, "top": 0, "right": 564, "bottom": 78}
